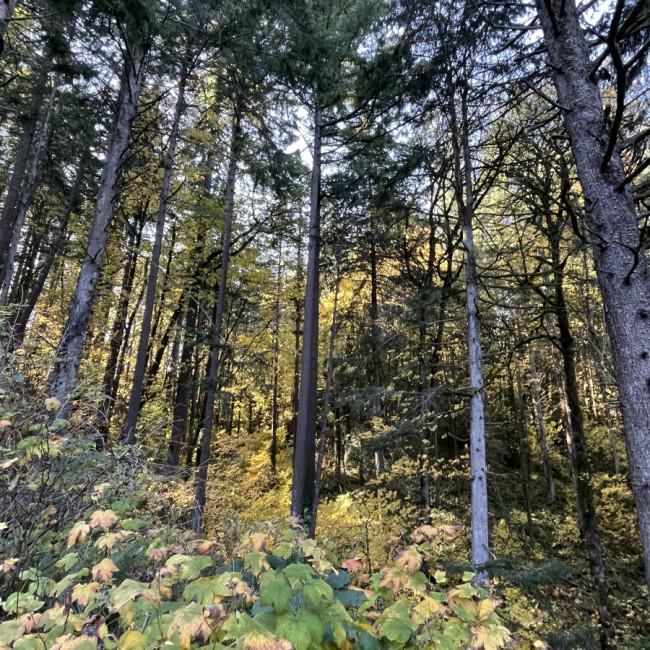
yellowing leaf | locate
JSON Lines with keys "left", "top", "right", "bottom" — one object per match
{"left": 88, "top": 510, "right": 118, "bottom": 529}
{"left": 413, "top": 525, "right": 440, "bottom": 543}
{"left": 250, "top": 532, "right": 271, "bottom": 552}
{"left": 67, "top": 522, "right": 90, "bottom": 548}
{"left": 44, "top": 397, "right": 62, "bottom": 412}
{"left": 92, "top": 558, "right": 118, "bottom": 581}
{"left": 1, "top": 558, "right": 19, "bottom": 572}
{"left": 470, "top": 624, "right": 510, "bottom": 650}
{"left": 477, "top": 599, "right": 497, "bottom": 621}
{"left": 71, "top": 582, "right": 100, "bottom": 606}
{"left": 167, "top": 602, "right": 213, "bottom": 649}
{"left": 118, "top": 630, "right": 147, "bottom": 650}
{"left": 394, "top": 546, "right": 422, "bottom": 574}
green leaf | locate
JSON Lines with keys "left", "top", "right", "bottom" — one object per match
{"left": 0, "top": 620, "right": 23, "bottom": 644}
{"left": 407, "top": 571, "right": 428, "bottom": 593}
{"left": 457, "top": 582, "right": 478, "bottom": 598}
{"left": 56, "top": 553, "right": 79, "bottom": 571}
{"left": 2, "top": 592, "right": 44, "bottom": 613}
{"left": 14, "top": 635, "right": 46, "bottom": 650}
{"left": 121, "top": 518, "right": 147, "bottom": 531}
{"left": 379, "top": 617, "right": 416, "bottom": 644}
{"left": 282, "top": 563, "right": 315, "bottom": 587}
{"left": 462, "top": 571, "right": 476, "bottom": 582}
{"left": 302, "top": 579, "right": 333, "bottom": 607}
{"left": 166, "top": 554, "right": 213, "bottom": 581}
{"left": 273, "top": 542, "right": 293, "bottom": 559}
{"left": 325, "top": 569, "right": 350, "bottom": 589}
{"left": 334, "top": 587, "right": 367, "bottom": 608}
{"left": 274, "top": 608, "right": 325, "bottom": 650}
{"left": 260, "top": 578, "right": 292, "bottom": 612}
{"left": 110, "top": 579, "right": 160, "bottom": 611}
{"left": 118, "top": 630, "right": 148, "bottom": 650}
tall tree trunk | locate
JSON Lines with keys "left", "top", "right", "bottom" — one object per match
{"left": 528, "top": 346, "right": 556, "bottom": 502}
{"left": 535, "top": 0, "right": 650, "bottom": 596}
{"left": 418, "top": 313, "right": 431, "bottom": 525}
{"left": 309, "top": 248, "right": 342, "bottom": 538}
{"left": 594, "top": 358, "right": 621, "bottom": 479}
{"left": 514, "top": 362, "right": 534, "bottom": 534}
{"left": 550, "top": 230, "right": 614, "bottom": 640}
{"left": 290, "top": 107, "right": 322, "bottom": 519}
{"left": 270, "top": 241, "right": 282, "bottom": 480}
{"left": 288, "top": 225, "right": 304, "bottom": 445}
{"left": 48, "top": 37, "right": 148, "bottom": 404}
{"left": 0, "top": 64, "right": 49, "bottom": 276}
{"left": 449, "top": 81, "right": 489, "bottom": 568}
{"left": 370, "top": 218, "right": 385, "bottom": 477}
{"left": 122, "top": 61, "right": 187, "bottom": 444}
{"left": 9, "top": 152, "right": 86, "bottom": 349}
{"left": 100, "top": 226, "right": 140, "bottom": 441}
{"left": 190, "top": 107, "right": 242, "bottom": 533}
{"left": 167, "top": 155, "right": 212, "bottom": 470}
{"left": 0, "top": 78, "right": 57, "bottom": 304}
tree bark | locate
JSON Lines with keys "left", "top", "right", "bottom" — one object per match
{"left": 550, "top": 228, "right": 614, "bottom": 639}
{"left": 48, "top": 37, "right": 147, "bottom": 405}
{"left": 270, "top": 241, "right": 282, "bottom": 480}
{"left": 167, "top": 156, "right": 212, "bottom": 470}
{"left": 190, "top": 106, "right": 242, "bottom": 533}
{"left": 0, "top": 64, "right": 49, "bottom": 277}
{"left": 528, "top": 346, "right": 556, "bottom": 502}
{"left": 0, "top": 78, "right": 58, "bottom": 304}
{"left": 309, "top": 248, "right": 342, "bottom": 538}
{"left": 288, "top": 223, "right": 304, "bottom": 445}
{"left": 535, "top": 0, "right": 650, "bottom": 596}
{"left": 121, "top": 61, "right": 187, "bottom": 444}
{"left": 370, "top": 218, "right": 385, "bottom": 477}
{"left": 290, "top": 107, "right": 322, "bottom": 519}
{"left": 99, "top": 223, "right": 141, "bottom": 441}
{"left": 449, "top": 80, "right": 489, "bottom": 568}
{"left": 514, "top": 362, "right": 534, "bottom": 534}
{"left": 8, "top": 149, "right": 87, "bottom": 349}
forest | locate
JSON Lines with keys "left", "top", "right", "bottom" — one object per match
{"left": 0, "top": 0, "right": 649, "bottom": 647}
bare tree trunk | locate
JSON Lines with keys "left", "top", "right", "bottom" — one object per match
{"left": 288, "top": 222, "right": 304, "bottom": 445}
{"left": 0, "top": 64, "right": 49, "bottom": 276}
{"left": 190, "top": 106, "right": 242, "bottom": 533}
{"left": 270, "top": 241, "right": 282, "bottom": 480}
{"left": 594, "top": 358, "right": 621, "bottom": 480}
{"left": 514, "top": 362, "right": 534, "bottom": 534}
{"left": 48, "top": 38, "right": 147, "bottom": 405}
{"left": 99, "top": 224, "right": 141, "bottom": 441}
{"left": 167, "top": 155, "right": 212, "bottom": 470}
{"left": 449, "top": 81, "right": 489, "bottom": 568}
{"left": 9, "top": 150, "right": 86, "bottom": 349}
{"left": 528, "top": 346, "right": 556, "bottom": 502}
{"left": 370, "top": 219, "right": 385, "bottom": 478}
{"left": 536, "top": 0, "right": 650, "bottom": 597}
{"left": 0, "top": 78, "right": 57, "bottom": 304}
{"left": 550, "top": 236, "right": 614, "bottom": 640}
{"left": 417, "top": 305, "right": 432, "bottom": 524}
{"left": 309, "top": 248, "right": 342, "bottom": 538}
{"left": 122, "top": 61, "right": 187, "bottom": 444}
{"left": 290, "top": 107, "right": 322, "bottom": 519}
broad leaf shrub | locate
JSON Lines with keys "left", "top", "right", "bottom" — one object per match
{"left": 0, "top": 502, "right": 538, "bottom": 649}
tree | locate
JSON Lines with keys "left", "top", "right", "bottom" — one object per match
{"left": 48, "top": 3, "right": 153, "bottom": 404}
{"left": 534, "top": 0, "right": 650, "bottom": 594}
